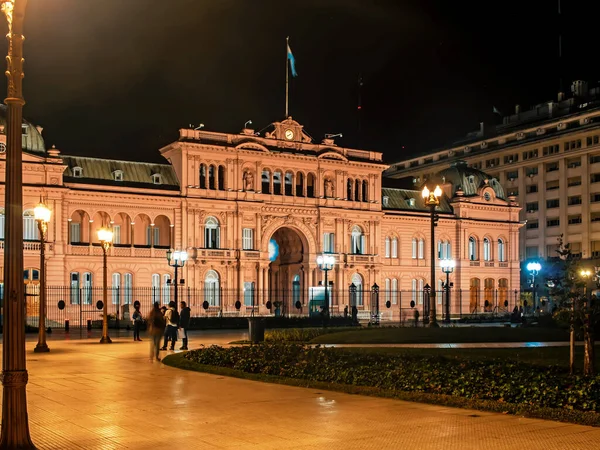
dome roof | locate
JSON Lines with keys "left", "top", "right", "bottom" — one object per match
{"left": 427, "top": 160, "right": 506, "bottom": 200}
{"left": 0, "top": 104, "right": 46, "bottom": 154}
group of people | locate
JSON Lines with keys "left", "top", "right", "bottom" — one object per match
{"left": 131, "top": 301, "right": 191, "bottom": 362}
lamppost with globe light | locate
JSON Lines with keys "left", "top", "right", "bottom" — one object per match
{"left": 167, "top": 249, "right": 187, "bottom": 309}
{"left": 422, "top": 184, "right": 442, "bottom": 327}
{"left": 0, "top": 0, "right": 35, "bottom": 447}
{"left": 440, "top": 259, "right": 455, "bottom": 323}
{"left": 33, "top": 199, "right": 51, "bottom": 353}
{"left": 574, "top": 269, "right": 592, "bottom": 374}
{"left": 316, "top": 254, "right": 335, "bottom": 319}
{"left": 98, "top": 227, "right": 114, "bottom": 343}
{"left": 526, "top": 261, "right": 541, "bottom": 312}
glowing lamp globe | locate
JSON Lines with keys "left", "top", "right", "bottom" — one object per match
{"left": 97, "top": 228, "right": 114, "bottom": 243}
{"left": 33, "top": 202, "right": 51, "bottom": 223}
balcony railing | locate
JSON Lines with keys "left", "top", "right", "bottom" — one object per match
{"left": 0, "top": 240, "right": 53, "bottom": 251}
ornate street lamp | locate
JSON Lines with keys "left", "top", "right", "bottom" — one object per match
{"left": 422, "top": 184, "right": 442, "bottom": 327}
{"left": 440, "top": 259, "right": 455, "bottom": 323}
{"left": 167, "top": 249, "right": 187, "bottom": 310}
{"left": 573, "top": 269, "right": 592, "bottom": 374}
{"left": 316, "top": 254, "right": 335, "bottom": 319}
{"left": 0, "top": 0, "right": 35, "bottom": 447}
{"left": 98, "top": 227, "right": 114, "bottom": 343}
{"left": 33, "top": 199, "right": 51, "bottom": 353}
{"left": 526, "top": 261, "right": 541, "bottom": 312}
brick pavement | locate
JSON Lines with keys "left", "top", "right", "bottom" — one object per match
{"left": 0, "top": 332, "right": 597, "bottom": 449}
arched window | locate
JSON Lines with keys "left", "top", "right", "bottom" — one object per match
{"left": 262, "top": 169, "right": 271, "bottom": 194}
{"left": 411, "top": 279, "right": 417, "bottom": 303}
{"left": 438, "top": 240, "right": 451, "bottom": 259}
{"left": 418, "top": 279, "right": 424, "bottom": 304}
{"left": 412, "top": 238, "right": 417, "bottom": 259}
{"left": 204, "top": 216, "right": 220, "bottom": 249}
{"left": 205, "top": 270, "right": 220, "bottom": 306}
{"left": 347, "top": 179, "right": 353, "bottom": 201}
{"left": 70, "top": 272, "right": 80, "bottom": 305}
{"left": 385, "top": 237, "right": 391, "bottom": 258}
{"left": 385, "top": 278, "right": 391, "bottom": 303}
{"left": 307, "top": 173, "right": 315, "bottom": 198}
{"left": 112, "top": 273, "right": 121, "bottom": 305}
{"left": 351, "top": 273, "right": 363, "bottom": 306}
{"left": 199, "top": 164, "right": 207, "bottom": 188}
{"left": 285, "top": 172, "right": 293, "bottom": 196}
{"left": 208, "top": 165, "right": 216, "bottom": 190}
{"left": 498, "top": 238, "right": 506, "bottom": 262}
{"left": 123, "top": 273, "right": 132, "bottom": 305}
{"left": 469, "top": 236, "right": 477, "bottom": 261}
{"left": 23, "top": 210, "right": 38, "bottom": 241}
{"left": 273, "top": 171, "right": 282, "bottom": 195}
{"left": 245, "top": 281, "right": 256, "bottom": 306}
{"left": 470, "top": 278, "right": 480, "bottom": 312}
{"left": 82, "top": 272, "right": 93, "bottom": 305}
{"left": 152, "top": 273, "right": 160, "bottom": 303}
{"left": 418, "top": 238, "right": 424, "bottom": 259}
{"left": 162, "top": 274, "right": 171, "bottom": 304}
{"left": 354, "top": 179, "right": 360, "bottom": 201}
{"left": 484, "top": 278, "right": 494, "bottom": 311}
{"left": 362, "top": 180, "right": 368, "bottom": 202}
{"left": 218, "top": 165, "right": 225, "bottom": 190}
{"left": 498, "top": 278, "right": 508, "bottom": 308}
{"left": 351, "top": 226, "right": 365, "bottom": 255}
{"left": 483, "top": 237, "right": 491, "bottom": 261}
{"left": 391, "top": 238, "right": 398, "bottom": 258}
{"left": 295, "top": 172, "right": 304, "bottom": 197}
{"left": 391, "top": 278, "right": 398, "bottom": 304}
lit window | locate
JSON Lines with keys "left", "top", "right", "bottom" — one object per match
{"left": 112, "top": 170, "right": 123, "bottom": 182}
{"left": 152, "top": 173, "right": 162, "bottom": 185}
{"left": 73, "top": 167, "right": 83, "bottom": 178}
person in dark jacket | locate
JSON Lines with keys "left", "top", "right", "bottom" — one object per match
{"left": 179, "top": 301, "right": 191, "bottom": 350}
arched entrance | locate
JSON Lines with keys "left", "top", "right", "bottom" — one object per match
{"left": 268, "top": 227, "right": 307, "bottom": 316}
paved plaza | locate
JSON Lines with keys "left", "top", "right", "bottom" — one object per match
{"left": 0, "top": 331, "right": 598, "bottom": 449}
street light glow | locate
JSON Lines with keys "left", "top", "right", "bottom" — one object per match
{"left": 97, "top": 227, "right": 114, "bottom": 243}
{"left": 433, "top": 185, "right": 442, "bottom": 198}
{"left": 33, "top": 202, "right": 51, "bottom": 223}
{"left": 526, "top": 262, "right": 541, "bottom": 273}
{"left": 580, "top": 269, "right": 592, "bottom": 278}
{"left": 316, "top": 254, "right": 335, "bottom": 269}
{"left": 440, "top": 259, "right": 455, "bottom": 272}
{"left": 421, "top": 186, "right": 429, "bottom": 198}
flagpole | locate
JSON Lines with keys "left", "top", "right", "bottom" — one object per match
{"left": 285, "top": 36, "right": 289, "bottom": 118}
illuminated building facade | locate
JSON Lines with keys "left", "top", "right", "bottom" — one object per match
{"left": 1, "top": 112, "right": 521, "bottom": 320}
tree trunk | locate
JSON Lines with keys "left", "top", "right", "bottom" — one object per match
{"left": 583, "top": 304, "right": 595, "bottom": 376}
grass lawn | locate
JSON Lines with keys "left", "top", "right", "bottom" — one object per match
{"left": 338, "top": 346, "right": 598, "bottom": 369}
{"left": 310, "top": 326, "right": 570, "bottom": 344}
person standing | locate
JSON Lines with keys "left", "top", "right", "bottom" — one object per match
{"left": 179, "top": 301, "right": 191, "bottom": 350}
{"left": 132, "top": 302, "right": 143, "bottom": 341}
{"left": 161, "top": 301, "right": 179, "bottom": 351}
{"left": 148, "top": 302, "right": 166, "bottom": 361}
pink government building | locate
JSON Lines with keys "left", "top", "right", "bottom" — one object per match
{"left": 0, "top": 110, "right": 522, "bottom": 323}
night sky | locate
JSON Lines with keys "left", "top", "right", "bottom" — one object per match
{"left": 4, "top": 0, "right": 600, "bottom": 163}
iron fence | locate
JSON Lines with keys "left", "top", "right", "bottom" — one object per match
{"left": 15, "top": 285, "right": 521, "bottom": 329}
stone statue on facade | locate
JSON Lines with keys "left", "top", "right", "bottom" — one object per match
{"left": 243, "top": 171, "right": 254, "bottom": 191}
{"left": 324, "top": 178, "right": 334, "bottom": 198}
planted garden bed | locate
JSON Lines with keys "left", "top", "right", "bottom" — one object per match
{"left": 164, "top": 343, "right": 600, "bottom": 426}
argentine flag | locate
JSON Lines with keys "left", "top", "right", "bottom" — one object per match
{"left": 287, "top": 42, "right": 298, "bottom": 77}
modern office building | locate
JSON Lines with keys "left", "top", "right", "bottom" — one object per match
{"left": 1, "top": 111, "right": 520, "bottom": 323}
{"left": 386, "top": 80, "right": 600, "bottom": 262}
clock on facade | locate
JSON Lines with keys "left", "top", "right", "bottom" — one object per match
{"left": 284, "top": 129, "right": 294, "bottom": 140}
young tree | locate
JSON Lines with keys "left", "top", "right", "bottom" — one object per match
{"left": 548, "top": 235, "right": 599, "bottom": 375}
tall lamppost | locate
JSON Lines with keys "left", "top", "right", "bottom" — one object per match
{"left": 574, "top": 269, "right": 592, "bottom": 374}
{"left": 316, "top": 254, "right": 335, "bottom": 320}
{"left": 440, "top": 259, "right": 455, "bottom": 323}
{"left": 0, "top": 1, "right": 35, "bottom": 447}
{"left": 33, "top": 199, "right": 51, "bottom": 353}
{"left": 526, "top": 261, "right": 541, "bottom": 312}
{"left": 422, "top": 184, "right": 442, "bottom": 327}
{"left": 167, "top": 249, "right": 187, "bottom": 309}
{"left": 98, "top": 227, "right": 113, "bottom": 344}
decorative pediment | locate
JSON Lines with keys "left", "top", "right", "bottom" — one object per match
{"left": 317, "top": 150, "right": 348, "bottom": 162}
{"left": 235, "top": 141, "right": 270, "bottom": 153}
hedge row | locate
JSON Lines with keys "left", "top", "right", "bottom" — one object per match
{"left": 187, "top": 315, "right": 353, "bottom": 330}
{"left": 265, "top": 327, "right": 356, "bottom": 342}
{"left": 184, "top": 343, "right": 600, "bottom": 413}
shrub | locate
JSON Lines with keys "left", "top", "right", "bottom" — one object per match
{"left": 184, "top": 343, "right": 600, "bottom": 413}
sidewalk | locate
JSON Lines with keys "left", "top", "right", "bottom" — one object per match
{"left": 0, "top": 337, "right": 597, "bottom": 449}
